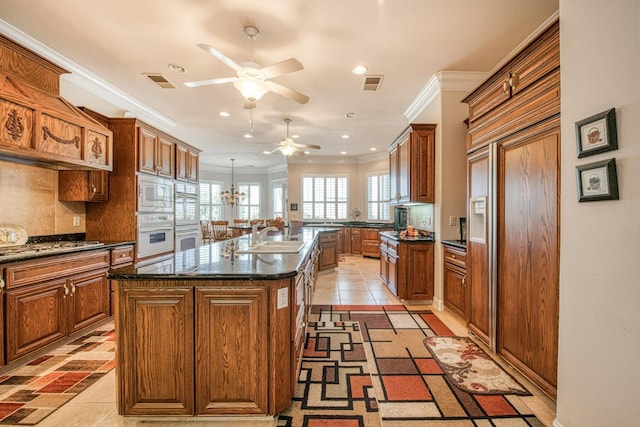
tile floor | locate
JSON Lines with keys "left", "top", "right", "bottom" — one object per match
{"left": 4, "top": 255, "right": 556, "bottom": 427}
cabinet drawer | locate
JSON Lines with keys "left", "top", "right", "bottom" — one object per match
{"left": 111, "top": 245, "right": 134, "bottom": 266}
{"left": 319, "top": 232, "right": 338, "bottom": 242}
{"left": 4, "top": 249, "right": 110, "bottom": 289}
{"left": 351, "top": 228, "right": 361, "bottom": 235}
{"left": 443, "top": 246, "right": 466, "bottom": 269}
{"left": 361, "top": 229, "right": 379, "bottom": 240}
{"left": 362, "top": 241, "right": 380, "bottom": 257}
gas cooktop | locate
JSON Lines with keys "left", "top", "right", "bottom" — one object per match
{"left": 0, "top": 241, "right": 104, "bottom": 261}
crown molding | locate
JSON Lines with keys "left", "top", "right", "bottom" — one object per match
{"left": 404, "top": 74, "right": 440, "bottom": 122}
{"left": 0, "top": 19, "right": 177, "bottom": 130}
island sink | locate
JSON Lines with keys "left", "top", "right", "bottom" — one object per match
{"left": 237, "top": 240, "right": 306, "bottom": 254}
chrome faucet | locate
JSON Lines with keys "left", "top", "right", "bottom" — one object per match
{"left": 252, "top": 226, "right": 279, "bottom": 246}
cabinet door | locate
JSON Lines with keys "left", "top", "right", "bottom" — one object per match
{"left": 175, "top": 143, "right": 189, "bottom": 181}
{"left": 187, "top": 149, "right": 199, "bottom": 182}
{"left": 387, "top": 254, "right": 397, "bottom": 296}
{"left": 379, "top": 247, "right": 389, "bottom": 284}
{"left": 67, "top": 270, "right": 110, "bottom": 334}
{"left": 398, "top": 243, "right": 434, "bottom": 299}
{"left": 337, "top": 228, "right": 345, "bottom": 254}
{"left": 389, "top": 147, "right": 399, "bottom": 204}
{"left": 410, "top": 125, "right": 436, "bottom": 203}
{"left": 156, "top": 136, "right": 175, "bottom": 178}
{"left": 88, "top": 170, "right": 109, "bottom": 201}
{"left": 398, "top": 140, "right": 410, "bottom": 203}
{"left": 6, "top": 280, "right": 67, "bottom": 362}
{"left": 196, "top": 287, "right": 268, "bottom": 415}
{"left": 466, "top": 147, "right": 491, "bottom": 344}
{"left": 138, "top": 127, "right": 157, "bottom": 174}
{"left": 319, "top": 241, "right": 338, "bottom": 270}
{"left": 444, "top": 263, "right": 466, "bottom": 318}
{"left": 58, "top": 170, "right": 108, "bottom": 202}
{"left": 497, "top": 120, "right": 559, "bottom": 396}
{"left": 119, "top": 288, "right": 194, "bottom": 416}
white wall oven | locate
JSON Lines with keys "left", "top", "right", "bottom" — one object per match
{"left": 138, "top": 175, "right": 174, "bottom": 213}
{"left": 137, "top": 213, "right": 174, "bottom": 259}
{"left": 175, "top": 225, "right": 200, "bottom": 253}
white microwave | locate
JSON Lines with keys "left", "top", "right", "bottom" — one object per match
{"left": 138, "top": 175, "right": 173, "bottom": 213}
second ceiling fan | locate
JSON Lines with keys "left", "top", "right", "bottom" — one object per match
{"left": 185, "top": 25, "right": 309, "bottom": 108}
{"left": 265, "top": 118, "right": 320, "bottom": 156}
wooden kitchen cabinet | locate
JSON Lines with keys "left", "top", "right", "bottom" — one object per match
{"left": 380, "top": 234, "right": 433, "bottom": 300}
{"left": 350, "top": 228, "right": 362, "bottom": 255}
{"left": 319, "top": 231, "right": 338, "bottom": 271}
{"left": 4, "top": 249, "right": 111, "bottom": 363}
{"left": 463, "top": 20, "right": 559, "bottom": 398}
{"left": 196, "top": 287, "right": 268, "bottom": 415}
{"left": 176, "top": 142, "right": 200, "bottom": 183}
{"left": 389, "top": 123, "right": 436, "bottom": 204}
{"left": 138, "top": 126, "right": 175, "bottom": 178}
{"left": 58, "top": 170, "right": 109, "bottom": 202}
{"left": 442, "top": 244, "right": 467, "bottom": 319}
{"left": 338, "top": 227, "right": 350, "bottom": 254}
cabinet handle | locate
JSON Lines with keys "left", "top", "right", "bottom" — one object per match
{"left": 462, "top": 275, "right": 466, "bottom": 286}
{"left": 71, "top": 282, "right": 76, "bottom": 294}
{"left": 502, "top": 80, "right": 510, "bottom": 95}
{"left": 509, "top": 73, "right": 519, "bottom": 89}
{"left": 91, "top": 184, "right": 97, "bottom": 197}
{"left": 63, "top": 283, "right": 69, "bottom": 298}
{"left": 0, "top": 276, "right": 4, "bottom": 289}
{"left": 451, "top": 254, "right": 456, "bottom": 259}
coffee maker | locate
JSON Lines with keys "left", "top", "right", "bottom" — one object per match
{"left": 394, "top": 207, "right": 408, "bottom": 232}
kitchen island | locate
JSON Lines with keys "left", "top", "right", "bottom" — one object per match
{"left": 108, "top": 228, "right": 327, "bottom": 418}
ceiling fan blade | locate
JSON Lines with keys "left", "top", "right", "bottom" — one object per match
{"left": 196, "top": 43, "right": 243, "bottom": 72}
{"left": 261, "top": 58, "right": 304, "bottom": 79}
{"left": 184, "top": 77, "right": 236, "bottom": 87}
{"left": 294, "top": 143, "right": 321, "bottom": 150}
{"left": 265, "top": 81, "right": 309, "bottom": 104}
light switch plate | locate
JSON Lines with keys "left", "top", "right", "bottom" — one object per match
{"left": 277, "top": 287, "right": 288, "bottom": 309}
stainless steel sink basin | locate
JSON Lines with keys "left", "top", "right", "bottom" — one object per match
{"left": 237, "top": 240, "right": 306, "bottom": 254}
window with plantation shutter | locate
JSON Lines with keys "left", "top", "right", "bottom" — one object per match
{"left": 200, "top": 181, "right": 223, "bottom": 221}
{"left": 367, "top": 173, "right": 390, "bottom": 220}
{"left": 302, "top": 175, "right": 349, "bottom": 220}
{"left": 238, "top": 183, "right": 261, "bottom": 220}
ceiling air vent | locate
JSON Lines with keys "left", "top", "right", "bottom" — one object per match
{"left": 362, "top": 75, "right": 383, "bottom": 91}
{"left": 143, "top": 73, "right": 176, "bottom": 89}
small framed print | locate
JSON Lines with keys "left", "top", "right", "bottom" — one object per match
{"left": 290, "top": 203, "right": 298, "bottom": 211}
{"left": 575, "top": 108, "right": 618, "bottom": 158}
{"left": 576, "top": 158, "right": 619, "bottom": 202}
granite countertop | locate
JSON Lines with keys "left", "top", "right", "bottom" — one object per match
{"left": 108, "top": 227, "right": 330, "bottom": 281}
{"left": 0, "top": 240, "right": 134, "bottom": 265}
{"left": 441, "top": 239, "right": 467, "bottom": 249}
{"left": 379, "top": 231, "right": 435, "bottom": 242}
{"left": 303, "top": 221, "right": 394, "bottom": 229}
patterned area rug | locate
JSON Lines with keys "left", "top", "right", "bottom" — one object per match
{"left": 0, "top": 322, "right": 115, "bottom": 425}
{"left": 277, "top": 321, "right": 382, "bottom": 427}
{"left": 305, "top": 305, "right": 545, "bottom": 426}
{"left": 424, "top": 336, "right": 529, "bottom": 395}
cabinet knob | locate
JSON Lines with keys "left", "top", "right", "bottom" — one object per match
{"left": 452, "top": 254, "right": 456, "bottom": 259}
{"left": 0, "top": 277, "right": 4, "bottom": 289}
{"left": 509, "top": 73, "right": 519, "bottom": 89}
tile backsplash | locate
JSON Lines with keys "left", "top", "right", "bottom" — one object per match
{"left": 0, "top": 160, "right": 86, "bottom": 237}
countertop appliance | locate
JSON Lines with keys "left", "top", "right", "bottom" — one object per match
{"left": 394, "top": 206, "right": 408, "bottom": 232}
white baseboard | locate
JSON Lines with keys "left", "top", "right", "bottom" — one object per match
{"left": 553, "top": 419, "right": 563, "bottom": 427}
{"left": 432, "top": 296, "right": 444, "bottom": 311}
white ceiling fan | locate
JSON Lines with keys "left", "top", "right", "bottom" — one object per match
{"left": 264, "top": 118, "right": 321, "bottom": 156}
{"left": 184, "top": 26, "right": 309, "bottom": 108}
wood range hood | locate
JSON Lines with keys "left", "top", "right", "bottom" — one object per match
{"left": 0, "top": 34, "right": 112, "bottom": 171}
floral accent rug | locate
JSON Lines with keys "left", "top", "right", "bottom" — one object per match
{"left": 424, "top": 336, "right": 529, "bottom": 395}
{"left": 0, "top": 322, "right": 115, "bottom": 425}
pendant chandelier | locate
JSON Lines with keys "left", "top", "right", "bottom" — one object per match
{"left": 220, "top": 158, "right": 245, "bottom": 207}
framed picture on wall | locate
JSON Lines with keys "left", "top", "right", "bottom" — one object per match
{"left": 290, "top": 203, "right": 298, "bottom": 211}
{"left": 575, "top": 108, "right": 618, "bottom": 158}
{"left": 576, "top": 158, "right": 619, "bottom": 202}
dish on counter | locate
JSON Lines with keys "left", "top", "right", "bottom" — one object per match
{"left": 0, "top": 224, "right": 28, "bottom": 246}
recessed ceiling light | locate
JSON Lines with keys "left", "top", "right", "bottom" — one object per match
{"left": 345, "top": 112, "right": 356, "bottom": 118}
{"left": 243, "top": 133, "right": 253, "bottom": 139}
{"left": 340, "top": 151, "right": 347, "bottom": 155}
{"left": 292, "top": 134, "right": 300, "bottom": 139}
{"left": 370, "top": 147, "right": 377, "bottom": 151}
{"left": 352, "top": 65, "right": 368, "bottom": 75}
{"left": 218, "top": 111, "right": 230, "bottom": 117}
{"left": 263, "top": 150, "right": 271, "bottom": 154}
{"left": 304, "top": 151, "right": 310, "bottom": 154}
{"left": 341, "top": 134, "right": 350, "bottom": 139}
{"left": 168, "top": 63, "right": 186, "bottom": 73}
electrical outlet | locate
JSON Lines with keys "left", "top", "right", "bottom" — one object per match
{"left": 421, "top": 216, "right": 427, "bottom": 226}
{"left": 427, "top": 216, "right": 432, "bottom": 226}
{"left": 449, "top": 216, "right": 457, "bottom": 226}
{"left": 277, "top": 287, "right": 288, "bottom": 309}
{"left": 73, "top": 216, "right": 81, "bottom": 227}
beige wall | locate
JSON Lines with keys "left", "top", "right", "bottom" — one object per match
{"left": 0, "top": 159, "right": 85, "bottom": 237}
{"left": 557, "top": 0, "right": 640, "bottom": 425}
{"left": 287, "top": 156, "right": 389, "bottom": 222}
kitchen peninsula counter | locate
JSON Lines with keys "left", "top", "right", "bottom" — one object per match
{"left": 109, "top": 228, "right": 327, "bottom": 418}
